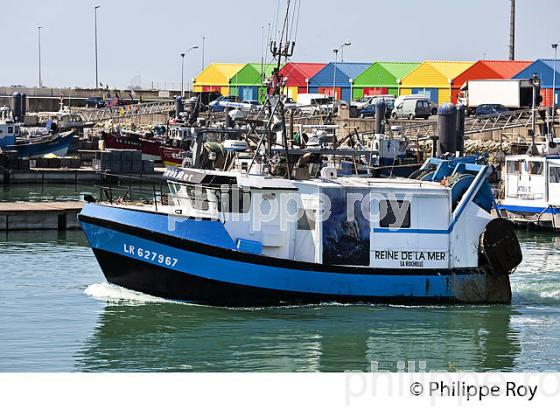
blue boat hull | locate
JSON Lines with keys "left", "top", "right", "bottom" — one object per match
{"left": 6, "top": 132, "right": 75, "bottom": 158}
{"left": 78, "top": 204, "right": 512, "bottom": 306}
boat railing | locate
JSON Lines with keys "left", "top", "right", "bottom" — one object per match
{"left": 94, "top": 172, "right": 168, "bottom": 211}
{"left": 94, "top": 172, "right": 228, "bottom": 215}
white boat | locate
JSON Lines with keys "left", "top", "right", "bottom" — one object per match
{"left": 498, "top": 139, "right": 560, "bottom": 230}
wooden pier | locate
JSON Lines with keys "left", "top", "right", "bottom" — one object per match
{"left": 0, "top": 201, "right": 84, "bottom": 231}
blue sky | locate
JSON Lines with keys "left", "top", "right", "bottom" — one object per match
{"left": 2, "top": 0, "right": 559, "bottom": 89}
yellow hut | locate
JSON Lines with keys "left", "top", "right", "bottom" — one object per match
{"left": 399, "top": 61, "right": 475, "bottom": 105}
{"left": 193, "top": 63, "right": 246, "bottom": 96}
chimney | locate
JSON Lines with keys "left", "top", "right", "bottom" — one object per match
{"left": 509, "top": 0, "right": 516, "bottom": 60}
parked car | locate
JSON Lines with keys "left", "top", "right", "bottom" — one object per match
{"left": 475, "top": 104, "right": 509, "bottom": 118}
{"left": 358, "top": 99, "right": 395, "bottom": 119}
{"left": 352, "top": 94, "right": 395, "bottom": 110}
{"left": 240, "top": 100, "right": 262, "bottom": 111}
{"left": 85, "top": 97, "right": 106, "bottom": 108}
{"left": 208, "top": 95, "right": 242, "bottom": 112}
{"left": 391, "top": 98, "right": 431, "bottom": 120}
{"left": 296, "top": 94, "right": 334, "bottom": 115}
{"left": 428, "top": 100, "right": 439, "bottom": 115}
{"left": 352, "top": 96, "right": 373, "bottom": 110}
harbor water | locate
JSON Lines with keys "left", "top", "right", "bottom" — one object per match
{"left": 1, "top": 226, "right": 559, "bottom": 372}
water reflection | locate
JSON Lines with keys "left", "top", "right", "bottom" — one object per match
{"left": 75, "top": 303, "right": 521, "bottom": 372}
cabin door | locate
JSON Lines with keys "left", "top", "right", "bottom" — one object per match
{"left": 548, "top": 163, "right": 560, "bottom": 205}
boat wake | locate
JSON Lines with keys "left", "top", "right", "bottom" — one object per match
{"left": 84, "top": 282, "right": 173, "bottom": 305}
{"left": 511, "top": 280, "right": 560, "bottom": 306}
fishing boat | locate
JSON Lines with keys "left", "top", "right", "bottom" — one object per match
{"left": 1, "top": 112, "right": 75, "bottom": 158}
{"left": 78, "top": 1, "right": 521, "bottom": 307}
{"left": 497, "top": 136, "right": 560, "bottom": 230}
{"left": 79, "top": 154, "right": 522, "bottom": 306}
{"left": 102, "top": 130, "right": 163, "bottom": 161}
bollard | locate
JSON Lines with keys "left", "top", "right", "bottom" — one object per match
{"left": 375, "top": 100, "right": 386, "bottom": 134}
{"left": 175, "top": 96, "right": 184, "bottom": 119}
{"left": 437, "top": 103, "right": 457, "bottom": 155}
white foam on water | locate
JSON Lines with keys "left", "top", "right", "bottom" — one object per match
{"left": 84, "top": 282, "right": 172, "bottom": 305}
{"left": 540, "top": 289, "right": 560, "bottom": 299}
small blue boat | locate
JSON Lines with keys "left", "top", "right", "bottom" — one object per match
{"left": 5, "top": 131, "right": 75, "bottom": 158}
{"left": 1, "top": 116, "right": 75, "bottom": 158}
{"left": 79, "top": 157, "right": 522, "bottom": 307}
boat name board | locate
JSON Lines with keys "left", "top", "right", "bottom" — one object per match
{"left": 372, "top": 249, "right": 448, "bottom": 269}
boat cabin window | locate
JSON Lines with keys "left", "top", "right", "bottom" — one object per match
{"left": 7, "top": 127, "right": 13, "bottom": 134}
{"left": 218, "top": 187, "right": 251, "bottom": 213}
{"left": 550, "top": 166, "right": 560, "bottom": 183}
{"left": 187, "top": 186, "right": 210, "bottom": 211}
{"left": 528, "top": 161, "right": 544, "bottom": 175}
{"left": 297, "top": 209, "right": 316, "bottom": 231}
{"left": 506, "top": 160, "right": 521, "bottom": 174}
{"left": 379, "top": 200, "right": 411, "bottom": 228}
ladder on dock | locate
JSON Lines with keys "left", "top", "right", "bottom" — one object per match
{"left": 77, "top": 101, "right": 175, "bottom": 124}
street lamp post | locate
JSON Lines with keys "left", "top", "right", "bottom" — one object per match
{"left": 202, "top": 36, "right": 206, "bottom": 71}
{"left": 181, "top": 46, "right": 199, "bottom": 98}
{"left": 94, "top": 5, "right": 100, "bottom": 89}
{"left": 552, "top": 43, "right": 558, "bottom": 134}
{"left": 332, "top": 48, "right": 339, "bottom": 101}
{"left": 339, "top": 41, "right": 351, "bottom": 63}
{"left": 531, "top": 73, "right": 541, "bottom": 150}
{"left": 180, "top": 53, "right": 185, "bottom": 98}
{"left": 37, "top": 26, "right": 43, "bottom": 88}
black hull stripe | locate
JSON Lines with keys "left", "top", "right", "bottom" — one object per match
{"left": 79, "top": 212, "right": 481, "bottom": 276}
{"left": 93, "top": 248, "right": 474, "bottom": 307}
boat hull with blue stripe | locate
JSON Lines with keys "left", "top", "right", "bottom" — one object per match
{"left": 79, "top": 204, "right": 512, "bottom": 306}
{"left": 78, "top": 157, "right": 522, "bottom": 307}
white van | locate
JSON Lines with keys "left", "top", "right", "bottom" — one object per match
{"left": 391, "top": 97, "right": 431, "bottom": 120}
{"left": 296, "top": 94, "right": 334, "bottom": 114}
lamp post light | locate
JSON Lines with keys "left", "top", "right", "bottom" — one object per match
{"left": 339, "top": 41, "right": 351, "bottom": 63}
{"left": 531, "top": 73, "right": 541, "bottom": 150}
{"left": 202, "top": 36, "right": 206, "bottom": 71}
{"left": 552, "top": 43, "right": 558, "bottom": 133}
{"left": 332, "top": 48, "right": 339, "bottom": 101}
{"left": 181, "top": 46, "right": 199, "bottom": 98}
{"left": 180, "top": 53, "right": 185, "bottom": 98}
{"left": 37, "top": 26, "right": 43, "bottom": 88}
{"left": 94, "top": 5, "right": 100, "bottom": 89}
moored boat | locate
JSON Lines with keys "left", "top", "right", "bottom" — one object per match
{"left": 102, "top": 130, "right": 163, "bottom": 161}
{"left": 1, "top": 112, "right": 75, "bottom": 158}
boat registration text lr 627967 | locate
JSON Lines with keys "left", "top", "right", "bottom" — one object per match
{"left": 123, "top": 243, "right": 178, "bottom": 267}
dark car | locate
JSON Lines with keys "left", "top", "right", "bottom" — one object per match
{"left": 358, "top": 100, "right": 394, "bottom": 119}
{"left": 85, "top": 97, "right": 106, "bottom": 108}
{"left": 475, "top": 104, "right": 509, "bottom": 118}
{"left": 208, "top": 95, "right": 242, "bottom": 112}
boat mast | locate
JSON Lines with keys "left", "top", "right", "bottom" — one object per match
{"left": 270, "top": 1, "right": 295, "bottom": 179}
{"left": 247, "top": 0, "right": 296, "bottom": 178}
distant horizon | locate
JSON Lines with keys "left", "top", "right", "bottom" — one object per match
{"left": 2, "top": 0, "right": 559, "bottom": 89}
